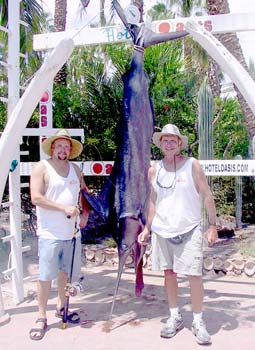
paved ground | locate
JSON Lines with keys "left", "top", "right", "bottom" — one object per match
{"left": 1, "top": 247, "right": 255, "bottom": 350}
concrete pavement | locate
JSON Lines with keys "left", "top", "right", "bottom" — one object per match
{"left": 1, "top": 260, "right": 255, "bottom": 350}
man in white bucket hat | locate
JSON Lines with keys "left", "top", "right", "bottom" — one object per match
{"left": 138, "top": 124, "right": 218, "bottom": 345}
{"left": 29, "top": 129, "right": 89, "bottom": 340}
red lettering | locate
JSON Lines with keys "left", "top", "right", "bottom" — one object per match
{"left": 40, "top": 116, "right": 47, "bottom": 127}
{"left": 105, "top": 163, "right": 113, "bottom": 175}
{"left": 204, "top": 20, "right": 212, "bottom": 32}
{"left": 40, "top": 105, "right": 47, "bottom": 114}
{"left": 176, "top": 22, "right": 185, "bottom": 32}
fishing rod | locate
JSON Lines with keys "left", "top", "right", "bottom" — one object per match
{"left": 62, "top": 162, "right": 84, "bottom": 329}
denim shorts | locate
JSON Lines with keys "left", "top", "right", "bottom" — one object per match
{"left": 38, "top": 236, "right": 81, "bottom": 281}
{"left": 151, "top": 225, "right": 203, "bottom": 276}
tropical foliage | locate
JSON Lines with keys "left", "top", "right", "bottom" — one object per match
{"left": 1, "top": 0, "right": 255, "bottom": 222}
{"left": 0, "top": 0, "right": 49, "bottom": 129}
{"left": 0, "top": 0, "right": 49, "bottom": 83}
{"left": 51, "top": 39, "right": 197, "bottom": 162}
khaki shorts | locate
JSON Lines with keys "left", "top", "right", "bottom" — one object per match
{"left": 151, "top": 226, "right": 203, "bottom": 276}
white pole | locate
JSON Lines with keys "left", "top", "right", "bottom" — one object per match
{"left": 7, "top": 0, "right": 23, "bottom": 305}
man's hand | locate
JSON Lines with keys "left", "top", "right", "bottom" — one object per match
{"left": 65, "top": 206, "right": 80, "bottom": 218}
{"left": 138, "top": 228, "right": 150, "bottom": 246}
{"left": 205, "top": 226, "right": 218, "bottom": 247}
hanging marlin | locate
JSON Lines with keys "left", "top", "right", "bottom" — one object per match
{"left": 82, "top": 0, "right": 187, "bottom": 318}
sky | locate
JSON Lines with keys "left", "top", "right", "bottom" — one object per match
{"left": 40, "top": 0, "right": 255, "bottom": 64}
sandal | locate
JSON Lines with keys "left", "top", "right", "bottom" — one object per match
{"left": 55, "top": 307, "right": 80, "bottom": 324}
{"left": 29, "top": 318, "right": 47, "bottom": 341}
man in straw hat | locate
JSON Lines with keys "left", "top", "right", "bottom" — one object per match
{"left": 29, "top": 129, "right": 89, "bottom": 340}
{"left": 138, "top": 124, "right": 218, "bottom": 345}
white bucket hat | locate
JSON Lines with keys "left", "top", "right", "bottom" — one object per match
{"left": 152, "top": 124, "right": 188, "bottom": 150}
{"left": 41, "top": 129, "right": 83, "bottom": 159}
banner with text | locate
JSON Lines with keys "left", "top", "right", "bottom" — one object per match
{"left": 20, "top": 160, "right": 255, "bottom": 177}
{"left": 199, "top": 160, "right": 255, "bottom": 176}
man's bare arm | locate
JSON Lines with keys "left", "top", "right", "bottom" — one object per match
{"left": 73, "top": 163, "right": 89, "bottom": 228}
{"left": 192, "top": 159, "right": 218, "bottom": 246}
{"left": 138, "top": 166, "right": 157, "bottom": 245}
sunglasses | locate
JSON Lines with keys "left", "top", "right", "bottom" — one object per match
{"left": 156, "top": 160, "right": 176, "bottom": 189}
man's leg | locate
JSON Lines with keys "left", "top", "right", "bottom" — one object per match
{"left": 57, "top": 270, "right": 68, "bottom": 310}
{"left": 188, "top": 275, "right": 211, "bottom": 345}
{"left": 55, "top": 270, "right": 80, "bottom": 323}
{"left": 54, "top": 239, "right": 80, "bottom": 323}
{"left": 188, "top": 275, "right": 204, "bottom": 312}
{"left": 29, "top": 280, "right": 51, "bottom": 339}
{"left": 30, "top": 238, "right": 59, "bottom": 339}
{"left": 56, "top": 239, "right": 75, "bottom": 310}
{"left": 37, "top": 280, "right": 52, "bottom": 317}
{"left": 164, "top": 269, "right": 178, "bottom": 307}
{"left": 160, "top": 269, "right": 184, "bottom": 338}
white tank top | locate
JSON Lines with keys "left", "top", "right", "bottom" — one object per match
{"left": 36, "top": 159, "right": 80, "bottom": 240}
{"left": 151, "top": 157, "right": 201, "bottom": 238}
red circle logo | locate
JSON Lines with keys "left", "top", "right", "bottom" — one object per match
{"left": 92, "top": 162, "right": 103, "bottom": 175}
{"left": 158, "top": 22, "right": 171, "bottom": 33}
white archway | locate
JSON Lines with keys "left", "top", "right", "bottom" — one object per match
{"left": 1, "top": 5, "right": 255, "bottom": 313}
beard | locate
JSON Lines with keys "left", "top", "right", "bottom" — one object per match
{"left": 57, "top": 153, "right": 68, "bottom": 160}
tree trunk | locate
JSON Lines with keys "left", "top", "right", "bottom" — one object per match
{"left": 54, "top": 0, "right": 67, "bottom": 85}
{"left": 100, "top": 0, "right": 106, "bottom": 26}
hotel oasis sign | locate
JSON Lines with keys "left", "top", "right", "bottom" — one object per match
{"left": 199, "top": 160, "right": 255, "bottom": 176}
{"left": 33, "top": 13, "right": 255, "bottom": 51}
{"left": 20, "top": 159, "right": 255, "bottom": 177}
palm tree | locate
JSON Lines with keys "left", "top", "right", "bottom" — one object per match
{"left": 147, "top": 3, "right": 173, "bottom": 20}
{"left": 150, "top": 1, "right": 208, "bottom": 89}
{"left": 168, "top": 0, "right": 204, "bottom": 16}
{"left": 155, "top": 0, "right": 255, "bottom": 138}
{"left": 100, "top": 0, "right": 106, "bottom": 26}
{"left": 53, "top": 0, "right": 92, "bottom": 84}
{"left": 0, "top": 0, "right": 48, "bottom": 83}
{"left": 206, "top": 0, "right": 255, "bottom": 138}
{"left": 53, "top": 0, "right": 67, "bottom": 84}
{"left": 0, "top": 0, "right": 48, "bottom": 130}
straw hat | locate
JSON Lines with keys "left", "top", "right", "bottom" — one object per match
{"left": 152, "top": 124, "right": 188, "bottom": 150}
{"left": 41, "top": 129, "right": 83, "bottom": 159}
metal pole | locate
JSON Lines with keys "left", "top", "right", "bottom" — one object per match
{"left": 8, "top": 0, "right": 24, "bottom": 303}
